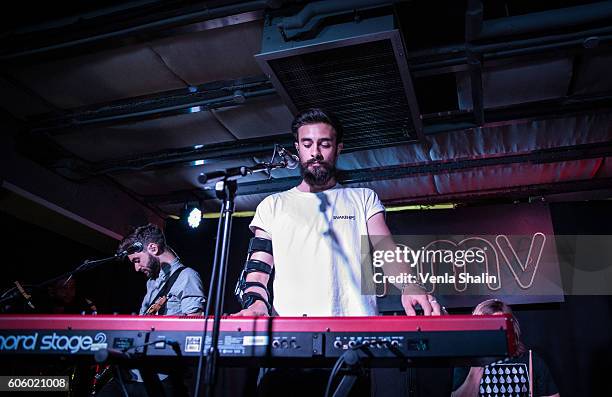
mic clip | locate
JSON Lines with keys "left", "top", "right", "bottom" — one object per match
{"left": 274, "top": 144, "right": 299, "bottom": 170}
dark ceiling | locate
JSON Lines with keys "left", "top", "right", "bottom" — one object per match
{"left": 1, "top": 0, "right": 612, "bottom": 242}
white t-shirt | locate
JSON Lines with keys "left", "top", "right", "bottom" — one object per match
{"left": 249, "top": 185, "right": 385, "bottom": 316}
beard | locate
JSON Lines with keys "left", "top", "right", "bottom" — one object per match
{"left": 144, "top": 254, "right": 161, "bottom": 279}
{"left": 300, "top": 158, "right": 337, "bottom": 187}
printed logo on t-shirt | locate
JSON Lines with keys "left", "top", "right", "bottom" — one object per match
{"left": 332, "top": 215, "right": 356, "bottom": 220}
{"left": 479, "top": 363, "right": 529, "bottom": 397}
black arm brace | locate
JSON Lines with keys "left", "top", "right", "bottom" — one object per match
{"left": 235, "top": 237, "right": 274, "bottom": 312}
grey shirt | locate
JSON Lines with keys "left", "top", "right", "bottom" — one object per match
{"left": 139, "top": 258, "right": 205, "bottom": 315}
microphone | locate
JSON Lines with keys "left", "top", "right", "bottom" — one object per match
{"left": 115, "top": 241, "right": 144, "bottom": 258}
{"left": 276, "top": 145, "right": 300, "bottom": 170}
{"left": 197, "top": 170, "right": 228, "bottom": 185}
{"left": 197, "top": 167, "right": 248, "bottom": 185}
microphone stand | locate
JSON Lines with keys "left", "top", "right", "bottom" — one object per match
{"left": 0, "top": 253, "right": 126, "bottom": 310}
{"left": 195, "top": 160, "right": 289, "bottom": 397}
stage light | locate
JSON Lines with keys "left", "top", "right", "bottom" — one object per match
{"left": 182, "top": 203, "right": 202, "bottom": 229}
{"left": 187, "top": 207, "right": 202, "bottom": 228}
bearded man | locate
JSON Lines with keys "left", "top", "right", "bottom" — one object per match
{"left": 119, "top": 223, "right": 205, "bottom": 316}
{"left": 234, "top": 108, "right": 440, "bottom": 318}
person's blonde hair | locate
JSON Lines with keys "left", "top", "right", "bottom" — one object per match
{"left": 473, "top": 299, "right": 526, "bottom": 355}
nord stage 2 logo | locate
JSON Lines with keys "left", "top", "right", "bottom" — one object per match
{"left": 0, "top": 331, "right": 108, "bottom": 354}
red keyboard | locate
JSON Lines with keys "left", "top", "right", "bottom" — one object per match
{"left": 0, "top": 314, "right": 516, "bottom": 367}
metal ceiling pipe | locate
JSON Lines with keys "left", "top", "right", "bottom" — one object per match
{"left": 484, "top": 34, "right": 612, "bottom": 59}
{"left": 70, "top": 88, "right": 275, "bottom": 125}
{"left": 33, "top": 84, "right": 276, "bottom": 134}
{"left": 408, "top": 25, "right": 612, "bottom": 63}
{"left": 91, "top": 135, "right": 294, "bottom": 176}
{"left": 1, "top": 0, "right": 282, "bottom": 60}
{"left": 465, "top": 0, "right": 483, "bottom": 42}
{"left": 466, "top": 54, "right": 484, "bottom": 126}
{"left": 479, "top": 0, "right": 612, "bottom": 41}
{"left": 2, "top": 0, "right": 164, "bottom": 37}
{"left": 408, "top": 27, "right": 612, "bottom": 73}
{"left": 37, "top": 89, "right": 277, "bottom": 134}
{"left": 277, "top": 0, "right": 392, "bottom": 30}
{"left": 465, "top": 0, "right": 485, "bottom": 126}
{"left": 275, "top": 0, "right": 395, "bottom": 40}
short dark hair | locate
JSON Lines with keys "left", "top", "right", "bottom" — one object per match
{"left": 291, "top": 108, "right": 344, "bottom": 144}
{"left": 117, "top": 223, "right": 166, "bottom": 255}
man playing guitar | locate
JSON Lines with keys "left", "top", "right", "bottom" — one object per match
{"left": 95, "top": 223, "right": 205, "bottom": 396}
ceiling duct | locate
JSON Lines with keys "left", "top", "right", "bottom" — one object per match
{"left": 255, "top": 6, "right": 423, "bottom": 150}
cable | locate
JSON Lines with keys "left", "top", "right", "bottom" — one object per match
{"left": 113, "top": 365, "right": 129, "bottom": 397}
{"left": 324, "top": 355, "right": 346, "bottom": 397}
{"left": 0, "top": 286, "right": 17, "bottom": 298}
{"left": 324, "top": 341, "right": 371, "bottom": 397}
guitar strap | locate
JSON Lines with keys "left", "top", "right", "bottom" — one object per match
{"left": 147, "top": 266, "right": 186, "bottom": 314}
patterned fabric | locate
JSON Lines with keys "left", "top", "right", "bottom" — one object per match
{"left": 453, "top": 351, "right": 559, "bottom": 397}
{"left": 479, "top": 363, "right": 530, "bottom": 397}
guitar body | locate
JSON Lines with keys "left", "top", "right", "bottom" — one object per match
{"left": 145, "top": 295, "right": 168, "bottom": 315}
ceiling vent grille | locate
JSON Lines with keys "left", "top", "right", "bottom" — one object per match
{"left": 257, "top": 16, "right": 423, "bottom": 150}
